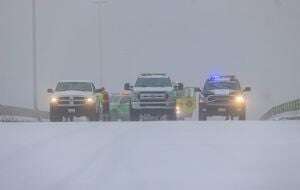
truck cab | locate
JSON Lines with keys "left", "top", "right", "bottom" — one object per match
{"left": 199, "top": 75, "right": 251, "bottom": 120}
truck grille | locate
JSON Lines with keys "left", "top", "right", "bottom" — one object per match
{"left": 140, "top": 103, "right": 166, "bottom": 107}
{"left": 207, "top": 95, "right": 233, "bottom": 104}
{"left": 58, "top": 96, "right": 86, "bottom": 105}
{"left": 139, "top": 92, "right": 167, "bottom": 101}
{"left": 140, "top": 99, "right": 166, "bottom": 102}
{"left": 59, "top": 97, "right": 70, "bottom": 100}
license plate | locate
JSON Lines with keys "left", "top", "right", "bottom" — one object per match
{"left": 67, "top": 108, "right": 76, "bottom": 113}
{"left": 218, "top": 108, "right": 226, "bottom": 112}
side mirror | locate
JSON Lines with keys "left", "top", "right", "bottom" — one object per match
{"left": 203, "top": 90, "right": 214, "bottom": 96}
{"left": 243, "top": 87, "right": 251, "bottom": 92}
{"left": 124, "top": 83, "right": 131, "bottom": 90}
{"left": 194, "top": 87, "right": 201, "bottom": 92}
{"left": 177, "top": 83, "right": 184, "bottom": 91}
{"left": 95, "top": 89, "right": 102, "bottom": 93}
{"left": 47, "top": 88, "right": 54, "bottom": 93}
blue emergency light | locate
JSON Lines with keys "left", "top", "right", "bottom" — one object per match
{"left": 209, "top": 75, "right": 235, "bottom": 81}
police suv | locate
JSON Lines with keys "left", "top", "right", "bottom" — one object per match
{"left": 199, "top": 75, "right": 251, "bottom": 120}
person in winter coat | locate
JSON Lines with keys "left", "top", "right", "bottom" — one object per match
{"left": 99, "top": 87, "right": 110, "bottom": 121}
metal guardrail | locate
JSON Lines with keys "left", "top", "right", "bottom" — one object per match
{"left": 0, "top": 104, "right": 49, "bottom": 122}
{"left": 260, "top": 99, "right": 300, "bottom": 120}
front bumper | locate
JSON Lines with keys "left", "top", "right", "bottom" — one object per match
{"left": 131, "top": 101, "right": 175, "bottom": 110}
{"left": 199, "top": 102, "right": 245, "bottom": 116}
{"left": 50, "top": 103, "right": 96, "bottom": 117}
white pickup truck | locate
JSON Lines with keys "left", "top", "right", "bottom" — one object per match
{"left": 47, "top": 81, "right": 101, "bottom": 122}
{"left": 124, "top": 73, "right": 183, "bottom": 121}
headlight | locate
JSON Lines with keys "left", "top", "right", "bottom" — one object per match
{"left": 235, "top": 95, "right": 245, "bottom": 104}
{"left": 86, "top": 97, "right": 95, "bottom": 104}
{"left": 50, "top": 97, "right": 58, "bottom": 103}
{"left": 176, "top": 106, "right": 181, "bottom": 114}
{"left": 199, "top": 97, "right": 205, "bottom": 103}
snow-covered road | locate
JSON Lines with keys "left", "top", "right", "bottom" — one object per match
{"left": 0, "top": 121, "right": 300, "bottom": 190}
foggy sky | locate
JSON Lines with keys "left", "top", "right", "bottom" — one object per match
{"left": 1, "top": 0, "right": 300, "bottom": 119}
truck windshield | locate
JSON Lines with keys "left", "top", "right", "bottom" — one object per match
{"left": 204, "top": 81, "right": 240, "bottom": 90}
{"left": 56, "top": 82, "right": 92, "bottom": 92}
{"left": 135, "top": 78, "right": 172, "bottom": 87}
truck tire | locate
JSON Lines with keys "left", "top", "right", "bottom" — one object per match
{"left": 50, "top": 112, "right": 63, "bottom": 122}
{"left": 167, "top": 110, "right": 177, "bottom": 121}
{"left": 88, "top": 112, "right": 100, "bottom": 121}
{"left": 102, "top": 113, "right": 110, "bottom": 121}
{"left": 130, "top": 109, "right": 140, "bottom": 121}
{"left": 50, "top": 106, "right": 63, "bottom": 122}
{"left": 198, "top": 109, "right": 207, "bottom": 121}
{"left": 239, "top": 109, "right": 246, "bottom": 120}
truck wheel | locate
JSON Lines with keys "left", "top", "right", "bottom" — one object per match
{"left": 102, "top": 113, "right": 110, "bottom": 121}
{"left": 95, "top": 112, "right": 100, "bottom": 121}
{"left": 88, "top": 112, "right": 100, "bottom": 121}
{"left": 50, "top": 113, "right": 62, "bottom": 122}
{"left": 130, "top": 109, "right": 140, "bottom": 121}
{"left": 167, "top": 110, "right": 177, "bottom": 121}
{"left": 239, "top": 109, "right": 246, "bottom": 120}
{"left": 106, "top": 114, "right": 111, "bottom": 121}
{"left": 198, "top": 109, "right": 207, "bottom": 121}
{"left": 50, "top": 106, "right": 63, "bottom": 122}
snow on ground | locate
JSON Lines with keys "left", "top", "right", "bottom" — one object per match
{"left": 0, "top": 121, "right": 300, "bottom": 190}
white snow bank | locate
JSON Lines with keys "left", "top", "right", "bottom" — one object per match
{"left": 0, "top": 121, "right": 300, "bottom": 190}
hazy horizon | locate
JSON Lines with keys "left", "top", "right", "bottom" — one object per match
{"left": 1, "top": 0, "right": 300, "bottom": 119}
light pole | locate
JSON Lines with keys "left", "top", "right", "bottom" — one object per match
{"left": 32, "top": 0, "right": 38, "bottom": 112}
{"left": 91, "top": 0, "right": 108, "bottom": 87}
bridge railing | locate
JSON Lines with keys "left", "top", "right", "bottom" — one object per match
{"left": 260, "top": 99, "right": 300, "bottom": 120}
{"left": 0, "top": 105, "right": 49, "bottom": 122}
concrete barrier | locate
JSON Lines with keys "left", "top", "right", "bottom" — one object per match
{"left": 0, "top": 104, "right": 48, "bottom": 122}
{"left": 260, "top": 99, "right": 300, "bottom": 120}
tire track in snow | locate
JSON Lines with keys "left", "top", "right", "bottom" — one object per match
{"left": 0, "top": 126, "right": 86, "bottom": 164}
{"left": 49, "top": 127, "right": 132, "bottom": 190}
